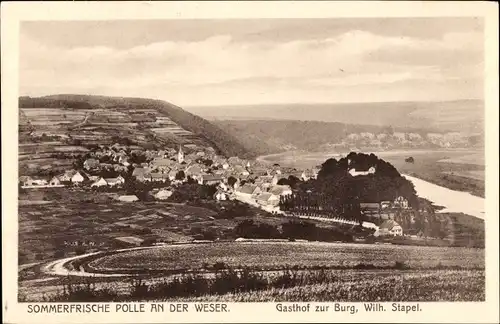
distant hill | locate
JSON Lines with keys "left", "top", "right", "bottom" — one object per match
{"left": 215, "top": 120, "right": 484, "bottom": 154}
{"left": 19, "top": 95, "right": 254, "bottom": 163}
{"left": 186, "top": 100, "right": 484, "bottom": 134}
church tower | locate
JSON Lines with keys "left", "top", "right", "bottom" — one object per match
{"left": 177, "top": 145, "right": 184, "bottom": 163}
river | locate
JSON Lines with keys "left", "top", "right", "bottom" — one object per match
{"left": 402, "top": 174, "right": 485, "bottom": 219}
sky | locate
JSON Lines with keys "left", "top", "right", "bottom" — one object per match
{"left": 19, "top": 18, "right": 484, "bottom": 106}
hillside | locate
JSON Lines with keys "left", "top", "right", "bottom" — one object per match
{"left": 18, "top": 95, "right": 253, "bottom": 174}
{"left": 215, "top": 120, "right": 483, "bottom": 154}
{"left": 187, "top": 100, "right": 484, "bottom": 134}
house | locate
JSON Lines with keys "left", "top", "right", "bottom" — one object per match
{"left": 236, "top": 184, "right": 262, "bottom": 199}
{"left": 185, "top": 164, "right": 204, "bottom": 177}
{"left": 380, "top": 201, "right": 392, "bottom": 209}
{"left": 269, "top": 185, "right": 293, "bottom": 197}
{"left": 59, "top": 170, "right": 85, "bottom": 184}
{"left": 255, "top": 192, "right": 280, "bottom": 207}
{"left": 155, "top": 189, "right": 173, "bottom": 200}
{"left": 104, "top": 175, "right": 125, "bottom": 187}
{"left": 25, "top": 177, "right": 48, "bottom": 186}
{"left": 394, "top": 196, "right": 410, "bottom": 209}
{"left": 19, "top": 176, "right": 33, "bottom": 186}
{"left": 301, "top": 169, "right": 317, "bottom": 181}
{"left": 49, "top": 176, "right": 62, "bottom": 186}
{"left": 149, "top": 172, "right": 169, "bottom": 182}
{"left": 168, "top": 169, "right": 179, "bottom": 181}
{"left": 201, "top": 174, "right": 224, "bottom": 185}
{"left": 83, "top": 158, "right": 100, "bottom": 170}
{"left": 151, "top": 158, "right": 175, "bottom": 170}
{"left": 132, "top": 167, "right": 149, "bottom": 181}
{"left": 214, "top": 189, "right": 228, "bottom": 201}
{"left": 117, "top": 195, "right": 139, "bottom": 202}
{"left": 348, "top": 166, "right": 376, "bottom": 177}
{"left": 232, "top": 165, "right": 249, "bottom": 176}
{"left": 91, "top": 177, "right": 108, "bottom": 187}
{"left": 376, "top": 220, "right": 403, "bottom": 236}
{"left": 218, "top": 182, "right": 229, "bottom": 191}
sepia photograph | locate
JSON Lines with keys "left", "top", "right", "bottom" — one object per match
{"left": 2, "top": 2, "right": 499, "bottom": 323}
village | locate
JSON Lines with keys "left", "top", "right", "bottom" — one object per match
{"left": 19, "top": 142, "right": 412, "bottom": 239}
{"left": 19, "top": 143, "right": 309, "bottom": 199}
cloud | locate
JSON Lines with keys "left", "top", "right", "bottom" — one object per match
{"left": 19, "top": 28, "right": 483, "bottom": 105}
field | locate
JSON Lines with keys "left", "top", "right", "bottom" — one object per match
{"left": 18, "top": 188, "right": 290, "bottom": 264}
{"left": 89, "top": 242, "right": 484, "bottom": 273}
{"left": 18, "top": 242, "right": 484, "bottom": 302}
{"left": 19, "top": 95, "right": 253, "bottom": 159}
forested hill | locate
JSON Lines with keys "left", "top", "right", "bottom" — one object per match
{"left": 19, "top": 95, "right": 253, "bottom": 158}
{"left": 215, "top": 119, "right": 484, "bottom": 154}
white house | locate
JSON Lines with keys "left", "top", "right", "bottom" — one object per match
{"left": 235, "top": 184, "right": 262, "bottom": 199}
{"left": 269, "top": 185, "right": 293, "bottom": 197}
{"left": 155, "top": 189, "right": 173, "bottom": 200}
{"left": 214, "top": 190, "right": 228, "bottom": 201}
{"left": 394, "top": 196, "right": 410, "bottom": 209}
{"left": 104, "top": 175, "right": 125, "bottom": 187}
{"left": 376, "top": 220, "right": 403, "bottom": 237}
{"left": 59, "top": 170, "right": 85, "bottom": 184}
{"left": 49, "top": 176, "right": 62, "bottom": 186}
{"left": 91, "top": 177, "right": 108, "bottom": 187}
{"left": 348, "top": 166, "right": 376, "bottom": 177}
{"left": 255, "top": 192, "right": 280, "bottom": 207}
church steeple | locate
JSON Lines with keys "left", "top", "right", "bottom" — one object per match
{"left": 178, "top": 145, "right": 184, "bottom": 163}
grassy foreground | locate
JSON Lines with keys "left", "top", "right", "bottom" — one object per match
{"left": 28, "top": 265, "right": 484, "bottom": 302}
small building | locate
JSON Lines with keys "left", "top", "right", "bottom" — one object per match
{"left": 214, "top": 190, "right": 228, "bottom": 201}
{"left": 348, "top": 166, "right": 376, "bottom": 177}
{"left": 19, "top": 176, "right": 33, "bottom": 186}
{"left": 155, "top": 189, "right": 173, "bottom": 200}
{"left": 132, "top": 167, "right": 149, "bottom": 181}
{"left": 117, "top": 195, "right": 139, "bottom": 202}
{"left": 168, "top": 169, "right": 179, "bottom": 181}
{"left": 376, "top": 219, "right": 403, "bottom": 236}
{"left": 59, "top": 170, "right": 85, "bottom": 184}
{"left": 149, "top": 172, "right": 169, "bottom": 182}
{"left": 91, "top": 177, "right": 108, "bottom": 187}
{"left": 394, "top": 196, "right": 410, "bottom": 209}
{"left": 49, "top": 176, "right": 62, "bottom": 186}
{"left": 83, "top": 158, "right": 100, "bottom": 170}
{"left": 185, "top": 164, "right": 204, "bottom": 177}
{"left": 236, "top": 184, "right": 262, "bottom": 198}
{"left": 201, "top": 174, "right": 224, "bottom": 185}
{"left": 255, "top": 192, "right": 280, "bottom": 207}
{"left": 269, "top": 185, "right": 293, "bottom": 197}
{"left": 380, "top": 201, "right": 392, "bottom": 209}
{"left": 104, "top": 175, "right": 125, "bottom": 187}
